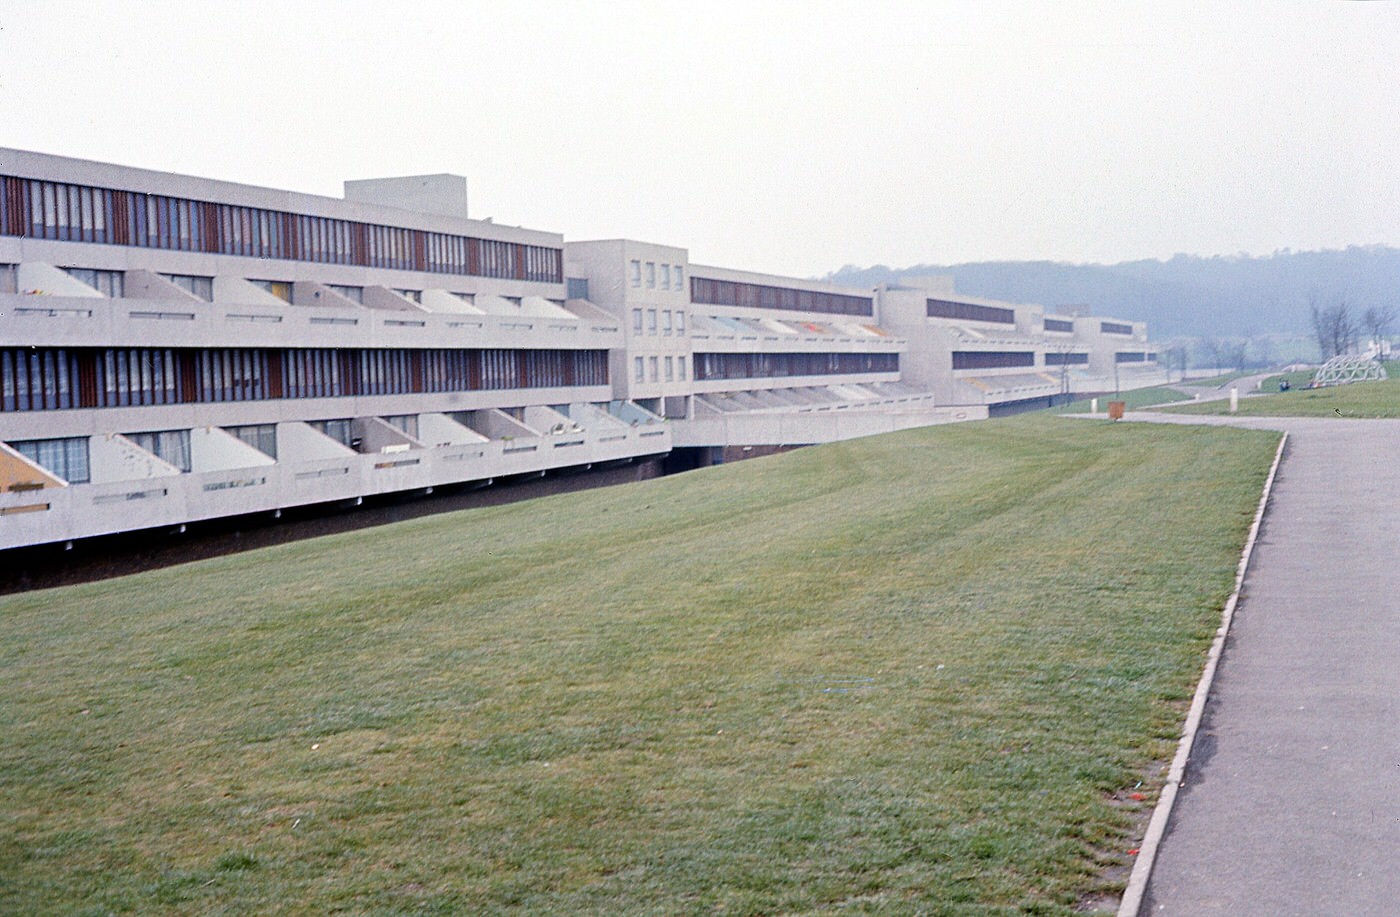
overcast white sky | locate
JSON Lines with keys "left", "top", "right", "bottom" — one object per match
{"left": 1, "top": 1, "right": 1396, "bottom": 278}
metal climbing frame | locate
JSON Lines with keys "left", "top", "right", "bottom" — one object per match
{"left": 1312, "top": 354, "right": 1389, "bottom": 387}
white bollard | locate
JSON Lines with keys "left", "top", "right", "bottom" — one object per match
{"left": 1230, "top": 387, "right": 1239, "bottom": 413}
{"left": 1090, "top": 398, "right": 1098, "bottom": 414}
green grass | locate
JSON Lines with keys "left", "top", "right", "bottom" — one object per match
{"left": 1164, "top": 375, "right": 1400, "bottom": 418}
{"left": 1179, "top": 371, "right": 1253, "bottom": 388}
{"left": 0, "top": 415, "right": 1278, "bottom": 915}
{"left": 1258, "top": 370, "right": 1315, "bottom": 392}
{"left": 1055, "top": 385, "right": 1193, "bottom": 414}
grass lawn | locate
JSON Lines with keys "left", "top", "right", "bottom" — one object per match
{"left": 1176, "top": 371, "right": 1253, "bottom": 388}
{"left": 1055, "top": 386, "right": 1193, "bottom": 414}
{"left": 1164, "top": 376, "right": 1400, "bottom": 418}
{"left": 1258, "top": 370, "right": 1316, "bottom": 392}
{"left": 0, "top": 415, "right": 1278, "bottom": 916}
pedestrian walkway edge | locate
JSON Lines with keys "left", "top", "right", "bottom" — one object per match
{"left": 1116, "top": 430, "right": 1289, "bottom": 917}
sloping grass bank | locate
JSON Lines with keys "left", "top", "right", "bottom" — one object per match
{"left": 1164, "top": 376, "right": 1400, "bottom": 418}
{"left": 0, "top": 416, "right": 1278, "bottom": 915}
{"left": 1054, "top": 385, "right": 1192, "bottom": 413}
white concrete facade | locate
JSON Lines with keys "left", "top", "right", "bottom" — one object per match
{"left": 0, "top": 150, "right": 668, "bottom": 549}
{"left": 1, "top": 149, "right": 1160, "bottom": 550}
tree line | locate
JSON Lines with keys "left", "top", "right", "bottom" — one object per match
{"left": 1310, "top": 297, "right": 1396, "bottom": 360}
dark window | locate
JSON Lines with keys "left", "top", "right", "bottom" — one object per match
{"left": 1044, "top": 351, "right": 1089, "bottom": 366}
{"left": 691, "top": 352, "right": 898, "bottom": 381}
{"left": 0, "top": 174, "right": 564, "bottom": 283}
{"left": 1, "top": 347, "right": 80, "bottom": 411}
{"left": 2, "top": 346, "right": 607, "bottom": 413}
{"left": 1115, "top": 351, "right": 1148, "bottom": 363}
{"left": 1044, "top": 318, "right": 1074, "bottom": 333}
{"left": 99, "top": 348, "right": 181, "bottom": 406}
{"left": 1102, "top": 321, "right": 1134, "bottom": 335}
{"left": 198, "top": 350, "right": 266, "bottom": 402}
{"left": 927, "top": 299, "right": 1015, "bottom": 324}
{"left": 689, "top": 276, "right": 873, "bottom": 316}
{"left": 951, "top": 351, "right": 1035, "bottom": 370}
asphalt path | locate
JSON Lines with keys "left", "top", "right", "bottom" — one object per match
{"left": 1114, "top": 412, "right": 1400, "bottom": 915}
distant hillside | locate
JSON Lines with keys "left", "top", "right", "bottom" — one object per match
{"left": 823, "top": 246, "right": 1400, "bottom": 339}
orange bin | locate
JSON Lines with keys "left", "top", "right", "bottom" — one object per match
{"left": 1107, "top": 401, "right": 1126, "bottom": 420}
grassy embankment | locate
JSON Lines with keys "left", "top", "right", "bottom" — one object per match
{"left": 1054, "top": 385, "right": 1194, "bottom": 414}
{"left": 1176, "top": 371, "right": 1255, "bottom": 389}
{"left": 0, "top": 415, "right": 1278, "bottom": 915}
{"left": 1258, "top": 370, "right": 1315, "bottom": 392}
{"left": 1164, "top": 375, "right": 1400, "bottom": 418}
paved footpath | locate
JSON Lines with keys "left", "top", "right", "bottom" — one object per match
{"left": 1123, "top": 414, "right": 1400, "bottom": 915}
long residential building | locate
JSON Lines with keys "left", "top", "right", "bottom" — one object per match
{"left": 0, "top": 149, "right": 1163, "bottom": 550}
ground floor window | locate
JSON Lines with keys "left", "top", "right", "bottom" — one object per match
{"left": 9, "top": 436, "right": 90, "bottom": 483}
{"left": 125, "top": 429, "right": 192, "bottom": 472}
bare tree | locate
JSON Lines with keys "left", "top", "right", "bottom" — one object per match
{"left": 1361, "top": 305, "right": 1397, "bottom": 357}
{"left": 1159, "top": 345, "right": 1188, "bottom": 382}
{"left": 1250, "top": 334, "right": 1275, "bottom": 370}
{"left": 1225, "top": 340, "right": 1248, "bottom": 373}
{"left": 1310, "top": 295, "right": 1356, "bottom": 360}
{"left": 1197, "top": 338, "right": 1224, "bottom": 373}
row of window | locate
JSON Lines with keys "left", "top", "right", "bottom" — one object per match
{"left": 633, "top": 355, "right": 688, "bottom": 383}
{"left": 54, "top": 269, "right": 484, "bottom": 310}
{"left": 10, "top": 424, "right": 275, "bottom": 482}
{"left": 692, "top": 352, "right": 898, "bottom": 381}
{"left": 954, "top": 350, "right": 1157, "bottom": 369}
{"left": 951, "top": 351, "right": 1035, "bottom": 370}
{"left": 0, "top": 175, "right": 563, "bottom": 282}
{"left": 1044, "top": 352, "right": 1090, "bottom": 366}
{"left": 629, "top": 259, "right": 683, "bottom": 291}
{"left": 631, "top": 307, "right": 686, "bottom": 337}
{"left": 690, "top": 277, "right": 873, "bottom": 316}
{"left": 927, "top": 299, "right": 1016, "bottom": 325}
{"left": 10, "top": 396, "right": 638, "bottom": 482}
{"left": 10, "top": 429, "right": 199, "bottom": 482}
{"left": 1, "top": 347, "right": 609, "bottom": 412}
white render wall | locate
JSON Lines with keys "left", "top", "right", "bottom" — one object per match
{"left": 0, "top": 419, "right": 671, "bottom": 550}
{"left": 1, "top": 149, "right": 1163, "bottom": 551}
{"left": 566, "top": 239, "right": 692, "bottom": 403}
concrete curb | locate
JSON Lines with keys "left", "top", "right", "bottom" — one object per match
{"left": 1116, "top": 430, "right": 1289, "bottom": 917}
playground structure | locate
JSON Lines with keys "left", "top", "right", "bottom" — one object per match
{"left": 1312, "top": 354, "right": 1389, "bottom": 388}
